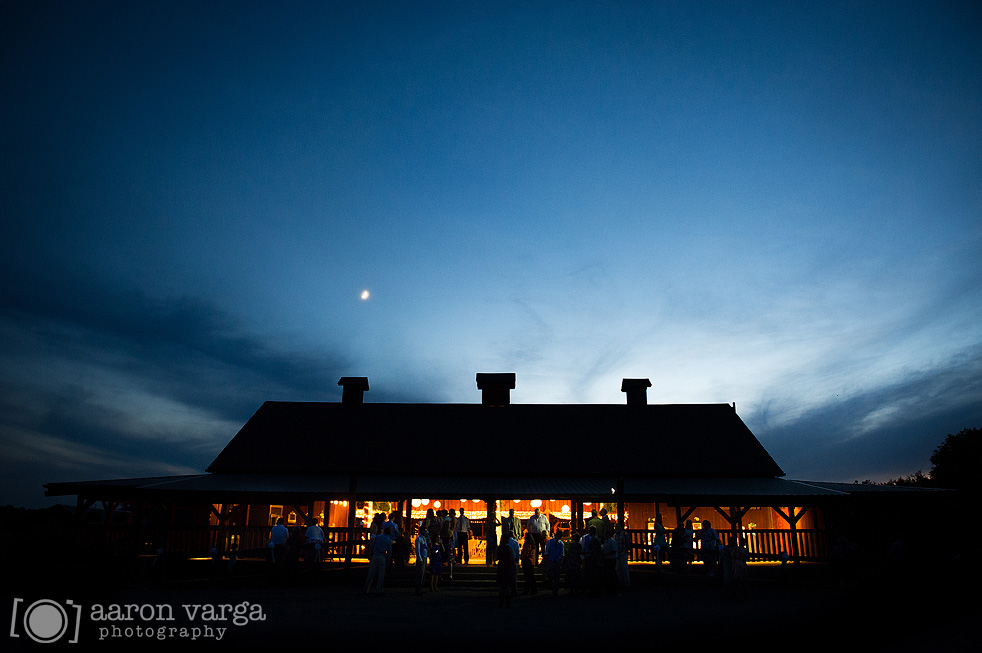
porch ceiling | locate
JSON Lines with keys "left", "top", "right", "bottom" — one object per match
{"left": 46, "top": 473, "right": 849, "bottom": 503}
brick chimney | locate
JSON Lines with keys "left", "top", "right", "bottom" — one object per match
{"left": 338, "top": 377, "right": 370, "bottom": 404}
{"left": 621, "top": 378, "right": 651, "bottom": 406}
{"left": 476, "top": 373, "right": 515, "bottom": 406}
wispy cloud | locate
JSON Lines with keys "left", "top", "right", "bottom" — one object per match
{"left": 749, "top": 347, "right": 982, "bottom": 482}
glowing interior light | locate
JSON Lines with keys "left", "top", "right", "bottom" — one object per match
{"left": 412, "top": 499, "right": 421, "bottom": 508}
{"left": 530, "top": 499, "right": 542, "bottom": 508}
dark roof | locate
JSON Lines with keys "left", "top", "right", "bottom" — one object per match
{"left": 206, "top": 401, "right": 785, "bottom": 478}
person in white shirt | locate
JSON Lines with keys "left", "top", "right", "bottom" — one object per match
{"left": 304, "top": 518, "right": 325, "bottom": 564}
{"left": 526, "top": 508, "right": 550, "bottom": 562}
{"left": 454, "top": 508, "right": 471, "bottom": 563}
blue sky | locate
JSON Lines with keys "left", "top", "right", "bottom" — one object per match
{"left": 2, "top": 1, "right": 980, "bottom": 508}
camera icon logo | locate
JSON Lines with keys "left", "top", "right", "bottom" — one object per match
{"left": 10, "top": 598, "right": 82, "bottom": 644}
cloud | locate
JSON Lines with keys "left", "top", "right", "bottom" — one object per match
{"left": 0, "top": 422, "right": 202, "bottom": 509}
{"left": 0, "top": 273, "right": 439, "bottom": 507}
{"left": 750, "top": 347, "right": 982, "bottom": 482}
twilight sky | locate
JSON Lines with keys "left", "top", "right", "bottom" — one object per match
{"left": 2, "top": 1, "right": 980, "bottom": 508}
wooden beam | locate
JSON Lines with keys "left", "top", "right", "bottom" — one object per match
{"left": 288, "top": 505, "right": 312, "bottom": 525}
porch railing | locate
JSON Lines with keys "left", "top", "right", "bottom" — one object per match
{"left": 69, "top": 524, "right": 828, "bottom": 563}
{"left": 70, "top": 525, "right": 374, "bottom": 559}
{"left": 627, "top": 528, "right": 828, "bottom": 562}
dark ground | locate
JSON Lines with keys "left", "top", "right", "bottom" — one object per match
{"left": 3, "top": 554, "right": 978, "bottom": 651}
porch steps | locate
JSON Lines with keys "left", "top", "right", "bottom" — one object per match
{"left": 365, "top": 561, "right": 503, "bottom": 591}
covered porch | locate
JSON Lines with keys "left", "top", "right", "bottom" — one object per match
{"left": 45, "top": 473, "right": 845, "bottom": 566}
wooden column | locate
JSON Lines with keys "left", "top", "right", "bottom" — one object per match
{"left": 616, "top": 478, "right": 625, "bottom": 526}
{"left": 217, "top": 503, "right": 230, "bottom": 553}
{"left": 343, "top": 475, "right": 358, "bottom": 578}
{"left": 485, "top": 498, "right": 496, "bottom": 565}
{"left": 773, "top": 505, "right": 810, "bottom": 565}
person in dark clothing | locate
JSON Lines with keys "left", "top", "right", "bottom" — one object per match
{"left": 496, "top": 532, "right": 517, "bottom": 608}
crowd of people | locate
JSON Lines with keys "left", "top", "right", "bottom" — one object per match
{"left": 268, "top": 506, "right": 752, "bottom": 601}
{"left": 267, "top": 516, "right": 329, "bottom": 574}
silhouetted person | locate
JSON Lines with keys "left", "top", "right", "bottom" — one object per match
{"left": 227, "top": 542, "right": 238, "bottom": 573}
{"left": 669, "top": 522, "right": 684, "bottom": 569}
{"left": 698, "top": 520, "right": 719, "bottom": 577}
{"left": 614, "top": 524, "right": 631, "bottom": 589}
{"left": 486, "top": 516, "right": 499, "bottom": 566}
{"left": 286, "top": 524, "right": 303, "bottom": 574}
{"left": 507, "top": 528, "right": 520, "bottom": 596}
{"left": 364, "top": 526, "right": 393, "bottom": 595}
{"left": 599, "top": 508, "right": 613, "bottom": 542}
{"left": 270, "top": 517, "right": 288, "bottom": 566}
{"left": 496, "top": 532, "right": 517, "bottom": 608}
{"left": 651, "top": 512, "right": 668, "bottom": 566}
{"left": 502, "top": 508, "right": 522, "bottom": 543}
{"left": 383, "top": 511, "right": 401, "bottom": 538}
{"left": 584, "top": 525, "right": 603, "bottom": 596}
{"left": 602, "top": 530, "right": 618, "bottom": 593}
{"left": 440, "top": 520, "right": 455, "bottom": 580}
{"left": 722, "top": 538, "right": 749, "bottom": 599}
{"left": 566, "top": 532, "right": 583, "bottom": 594}
{"left": 585, "top": 509, "right": 602, "bottom": 535}
{"left": 428, "top": 533, "right": 444, "bottom": 592}
{"left": 545, "top": 530, "right": 565, "bottom": 596}
{"left": 521, "top": 533, "right": 538, "bottom": 595}
{"left": 454, "top": 508, "right": 471, "bottom": 563}
{"left": 414, "top": 527, "right": 428, "bottom": 596}
{"left": 305, "top": 518, "right": 325, "bottom": 565}
{"left": 681, "top": 520, "right": 695, "bottom": 571}
{"left": 424, "top": 508, "right": 440, "bottom": 539}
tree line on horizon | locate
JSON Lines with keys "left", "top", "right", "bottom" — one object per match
{"left": 860, "top": 426, "right": 980, "bottom": 491}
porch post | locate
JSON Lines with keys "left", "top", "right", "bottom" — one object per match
{"left": 217, "top": 503, "right": 230, "bottom": 553}
{"left": 772, "top": 506, "right": 808, "bottom": 565}
{"left": 616, "top": 478, "right": 625, "bottom": 526}
{"left": 788, "top": 506, "right": 800, "bottom": 565}
{"left": 485, "top": 498, "right": 496, "bottom": 565}
{"left": 343, "top": 475, "right": 358, "bottom": 578}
